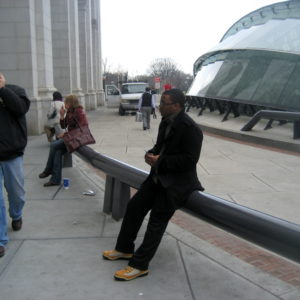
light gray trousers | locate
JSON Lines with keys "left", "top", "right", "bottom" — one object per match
{"left": 141, "top": 106, "right": 152, "bottom": 129}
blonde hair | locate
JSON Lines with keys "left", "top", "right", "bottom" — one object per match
{"left": 64, "top": 94, "right": 82, "bottom": 109}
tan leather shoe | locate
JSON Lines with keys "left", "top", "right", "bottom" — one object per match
{"left": 102, "top": 249, "right": 133, "bottom": 261}
{"left": 114, "top": 266, "right": 148, "bottom": 281}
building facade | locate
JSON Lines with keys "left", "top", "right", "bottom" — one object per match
{"left": 188, "top": 0, "right": 300, "bottom": 112}
{"left": 0, "top": 0, "right": 104, "bottom": 135}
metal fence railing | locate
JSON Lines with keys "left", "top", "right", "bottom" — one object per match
{"left": 75, "top": 146, "right": 300, "bottom": 263}
{"left": 241, "top": 110, "right": 300, "bottom": 139}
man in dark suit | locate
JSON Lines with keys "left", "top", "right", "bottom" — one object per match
{"left": 103, "top": 89, "right": 204, "bottom": 281}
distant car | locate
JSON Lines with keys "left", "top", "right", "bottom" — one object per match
{"left": 105, "top": 82, "right": 149, "bottom": 115}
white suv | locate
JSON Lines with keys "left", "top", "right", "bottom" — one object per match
{"left": 119, "top": 82, "right": 148, "bottom": 115}
{"left": 105, "top": 82, "right": 149, "bottom": 115}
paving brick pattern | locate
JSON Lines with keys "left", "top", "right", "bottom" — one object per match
{"left": 171, "top": 210, "right": 300, "bottom": 289}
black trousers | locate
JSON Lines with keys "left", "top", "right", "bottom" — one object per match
{"left": 115, "top": 178, "right": 175, "bottom": 270}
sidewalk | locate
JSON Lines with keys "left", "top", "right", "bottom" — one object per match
{"left": 0, "top": 107, "right": 299, "bottom": 299}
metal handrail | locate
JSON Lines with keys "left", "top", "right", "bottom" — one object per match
{"left": 75, "top": 146, "right": 300, "bottom": 263}
{"left": 241, "top": 110, "right": 300, "bottom": 139}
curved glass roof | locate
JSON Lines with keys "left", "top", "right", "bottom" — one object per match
{"left": 214, "top": 18, "right": 300, "bottom": 54}
{"left": 221, "top": 1, "right": 300, "bottom": 43}
{"left": 188, "top": 1, "right": 300, "bottom": 111}
{"left": 194, "top": 1, "right": 300, "bottom": 71}
{"left": 188, "top": 49, "right": 300, "bottom": 111}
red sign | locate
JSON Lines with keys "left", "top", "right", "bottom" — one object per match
{"left": 163, "top": 83, "right": 172, "bottom": 91}
{"left": 154, "top": 77, "right": 160, "bottom": 83}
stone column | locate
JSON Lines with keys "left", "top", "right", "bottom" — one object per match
{"left": 35, "top": 0, "right": 57, "bottom": 134}
{"left": 78, "top": 0, "right": 97, "bottom": 110}
{"left": 68, "top": 0, "right": 84, "bottom": 102}
{"left": 51, "top": 0, "right": 83, "bottom": 105}
{"left": 92, "top": 0, "right": 105, "bottom": 106}
{"left": 78, "top": 0, "right": 88, "bottom": 107}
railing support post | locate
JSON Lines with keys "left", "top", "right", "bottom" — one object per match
{"left": 293, "top": 121, "right": 300, "bottom": 139}
{"left": 103, "top": 175, "right": 114, "bottom": 214}
{"left": 103, "top": 175, "right": 130, "bottom": 220}
{"left": 112, "top": 179, "right": 130, "bottom": 221}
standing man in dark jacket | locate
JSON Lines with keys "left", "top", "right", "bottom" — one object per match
{"left": 0, "top": 72, "right": 30, "bottom": 257}
{"left": 103, "top": 89, "right": 204, "bottom": 280}
{"left": 138, "top": 87, "right": 156, "bottom": 130}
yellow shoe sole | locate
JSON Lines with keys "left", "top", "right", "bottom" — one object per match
{"left": 114, "top": 270, "right": 149, "bottom": 281}
{"left": 102, "top": 251, "right": 133, "bottom": 261}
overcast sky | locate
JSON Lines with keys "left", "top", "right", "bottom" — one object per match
{"left": 100, "top": 0, "right": 277, "bottom": 76}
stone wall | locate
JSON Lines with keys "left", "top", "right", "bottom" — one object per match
{"left": 0, "top": 0, "right": 104, "bottom": 135}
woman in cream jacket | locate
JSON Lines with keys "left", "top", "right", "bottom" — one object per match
{"left": 44, "top": 91, "right": 65, "bottom": 142}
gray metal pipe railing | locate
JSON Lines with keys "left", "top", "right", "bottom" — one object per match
{"left": 76, "top": 146, "right": 148, "bottom": 188}
{"left": 75, "top": 146, "right": 300, "bottom": 263}
{"left": 241, "top": 110, "right": 300, "bottom": 139}
{"left": 185, "top": 192, "right": 300, "bottom": 263}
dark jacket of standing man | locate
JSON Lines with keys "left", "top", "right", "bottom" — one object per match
{"left": 0, "top": 72, "right": 30, "bottom": 258}
{"left": 0, "top": 79, "right": 30, "bottom": 160}
{"left": 103, "top": 88, "right": 204, "bottom": 281}
{"left": 138, "top": 87, "right": 156, "bottom": 130}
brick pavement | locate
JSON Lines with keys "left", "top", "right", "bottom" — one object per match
{"left": 171, "top": 210, "right": 300, "bottom": 289}
{"left": 171, "top": 126, "right": 300, "bottom": 290}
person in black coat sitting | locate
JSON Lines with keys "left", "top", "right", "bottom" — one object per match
{"left": 103, "top": 89, "right": 204, "bottom": 281}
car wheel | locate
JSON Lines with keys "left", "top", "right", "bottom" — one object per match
{"left": 119, "top": 105, "right": 125, "bottom": 116}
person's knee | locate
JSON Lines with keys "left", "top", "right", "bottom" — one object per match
{"left": 151, "top": 208, "right": 175, "bottom": 222}
{"left": 49, "top": 142, "right": 56, "bottom": 150}
{"left": 126, "top": 192, "right": 148, "bottom": 213}
{"left": 49, "top": 140, "right": 62, "bottom": 152}
{"left": 126, "top": 197, "right": 140, "bottom": 212}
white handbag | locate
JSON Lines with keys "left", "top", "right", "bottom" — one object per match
{"left": 135, "top": 111, "right": 142, "bottom": 122}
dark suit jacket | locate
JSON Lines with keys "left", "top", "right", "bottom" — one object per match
{"left": 147, "top": 109, "right": 204, "bottom": 209}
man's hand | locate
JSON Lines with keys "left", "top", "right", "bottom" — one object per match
{"left": 145, "top": 152, "right": 159, "bottom": 166}
{"left": 57, "top": 133, "right": 65, "bottom": 139}
{"left": 60, "top": 106, "right": 66, "bottom": 119}
{"left": 0, "top": 73, "right": 6, "bottom": 89}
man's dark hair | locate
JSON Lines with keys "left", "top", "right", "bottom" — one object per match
{"left": 145, "top": 87, "right": 151, "bottom": 92}
{"left": 162, "top": 88, "right": 185, "bottom": 108}
{"left": 53, "top": 91, "right": 63, "bottom": 101}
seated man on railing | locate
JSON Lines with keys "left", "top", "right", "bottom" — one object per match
{"left": 103, "top": 89, "right": 204, "bottom": 281}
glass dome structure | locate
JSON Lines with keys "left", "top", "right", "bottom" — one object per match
{"left": 187, "top": 1, "right": 300, "bottom": 111}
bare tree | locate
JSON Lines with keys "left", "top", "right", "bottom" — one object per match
{"left": 148, "top": 58, "right": 178, "bottom": 82}
{"left": 103, "top": 71, "right": 128, "bottom": 88}
{"left": 147, "top": 57, "right": 193, "bottom": 92}
{"left": 171, "top": 71, "right": 194, "bottom": 92}
{"left": 103, "top": 57, "right": 193, "bottom": 92}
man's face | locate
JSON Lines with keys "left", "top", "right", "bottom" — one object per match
{"left": 159, "top": 94, "right": 180, "bottom": 117}
{"left": 0, "top": 73, "right": 6, "bottom": 88}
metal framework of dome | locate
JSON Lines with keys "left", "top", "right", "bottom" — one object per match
{"left": 188, "top": 1, "right": 300, "bottom": 111}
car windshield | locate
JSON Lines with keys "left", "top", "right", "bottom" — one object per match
{"left": 121, "top": 84, "right": 148, "bottom": 94}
